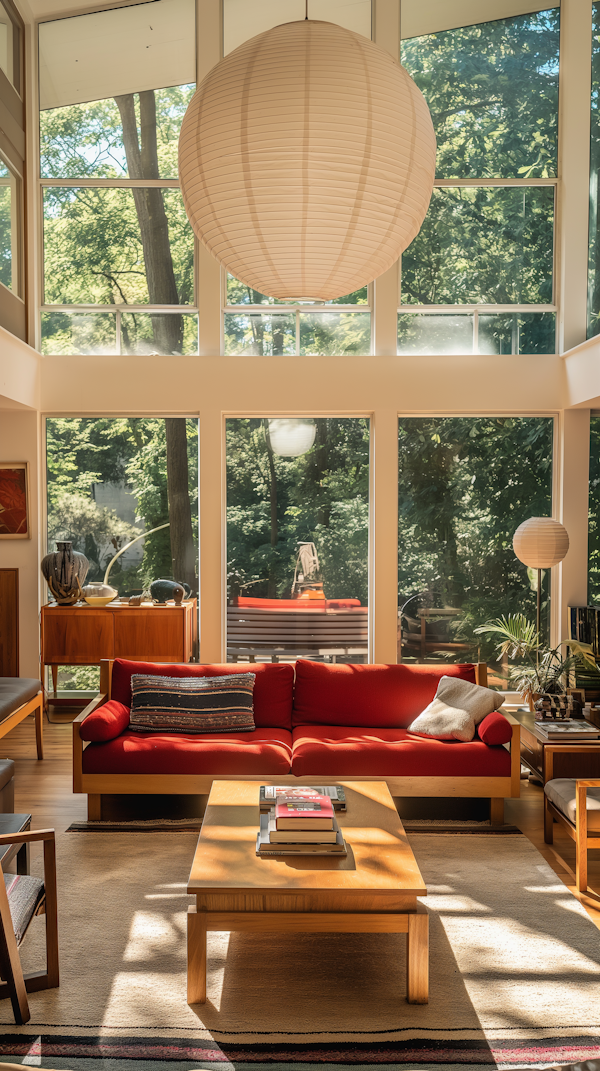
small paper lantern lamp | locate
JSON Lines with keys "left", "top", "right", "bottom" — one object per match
{"left": 179, "top": 19, "right": 436, "bottom": 301}
{"left": 513, "top": 517, "right": 569, "bottom": 635}
{"left": 268, "top": 419, "right": 316, "bottom": 457}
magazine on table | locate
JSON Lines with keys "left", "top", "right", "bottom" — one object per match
{"left": 259, "top": 785, "right": 346, "bottom": 812}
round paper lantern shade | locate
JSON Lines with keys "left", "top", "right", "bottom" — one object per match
{"left": 513, "top": 517, "right": 570, "bottom": 570}
{"left": 178, "top": 20, "right": 436, "bottom": 300}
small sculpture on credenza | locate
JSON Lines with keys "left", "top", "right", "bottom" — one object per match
{"left": 41, "top": 541, "right": 89, "bottom": 605}
{"left": 150, "top": 578, "right": 191, "bottom": 605}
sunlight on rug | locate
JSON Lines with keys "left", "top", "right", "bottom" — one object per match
{"left": 0, "top": 832, "right": 596, "bottom": 1069}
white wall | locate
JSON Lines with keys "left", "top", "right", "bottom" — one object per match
{"left": 0, "top": 408, "right": 41, "bottom": 678}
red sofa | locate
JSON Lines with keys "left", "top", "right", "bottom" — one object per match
{"left": 73, "top": 658, "right": 520, "bottom": 820}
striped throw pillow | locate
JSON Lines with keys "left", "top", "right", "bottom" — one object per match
{"left": 129, "top": 673, "right": 256, "bottom": 734}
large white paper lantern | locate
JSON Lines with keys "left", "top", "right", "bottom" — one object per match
{"left": 179, "top": 19, "right": 436, "bottom": 300}
{"left": 513, "top": 517, "right": 570, "bottom": 570}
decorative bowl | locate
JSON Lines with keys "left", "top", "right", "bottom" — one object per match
{"left": 82, "top": 582, "right": 118, "bottom": 607}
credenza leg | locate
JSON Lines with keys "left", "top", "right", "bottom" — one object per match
{"left": 187, "top": 906, "right": 207, "bottom": 1004}
{"left": 34, "top": 701, "right": 44, "bottom": 760}
{"left": 407, "top": 906, "right": 429, "bottom": 1004}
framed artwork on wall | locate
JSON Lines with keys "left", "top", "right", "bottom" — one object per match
{"left": 0, "top": 462, "right": 30, "bottom": 538}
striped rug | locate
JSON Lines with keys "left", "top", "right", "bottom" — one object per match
{"left": 0, "top": 831, "right": 597, "bottom": 1071}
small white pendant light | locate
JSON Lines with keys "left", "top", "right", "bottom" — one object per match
{"left": 179, "top": 19, "right": 436, "bottom": 301}
{"left": 268, "top": 419, "right": 317, "bottom": 456}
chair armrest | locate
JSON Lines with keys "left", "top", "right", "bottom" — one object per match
{"left": 74, "top": 693, "right": 107, "bottom": 724}
{"left": 0, "top": 829, "right": 54, "bottom": 846}
{"left": 576, "top": 779, "right": 600, "bottom": 788}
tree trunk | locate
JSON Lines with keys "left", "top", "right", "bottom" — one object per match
{"left": 116, "top": 93, "right": 195, "bottom": 590}
{"left": 263, "top": 421, "right": 278, "bottom": 598}
{"left": 165, "top": 418, "right": 197, "bottom": 594}
{"left": 114, "top": 92, "right": 183, "bottom": 354}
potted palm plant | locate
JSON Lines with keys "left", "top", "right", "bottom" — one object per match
{"left": 474, "top": 614, "right": 598, "bottom": 713}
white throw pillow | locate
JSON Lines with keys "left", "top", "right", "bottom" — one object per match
{"left": 408, "top": 699, "right": 476, "bottom": 742}
{"left": 434, "top": 676, "right": 504, "bottom": 723}
{"left": 408, "top": 676, "right": 504, "bottom": 742}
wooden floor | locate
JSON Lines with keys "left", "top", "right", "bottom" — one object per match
{"left": 2, "top": 714, "right": 600, "bottom": 927}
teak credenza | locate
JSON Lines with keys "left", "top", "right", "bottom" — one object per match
{"left": 41, "top": 600, "right": 197, "bottom": 695}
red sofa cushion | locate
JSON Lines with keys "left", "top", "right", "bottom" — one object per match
{"left": 82, "top": 727, "right": 293, "bottom": 776}
{"left": 477, "top": 710, "right": 513, "bottom": 746}
{"left": 291, "top": 725, "right": 511, "bottom": 777}
{"left": 292, "top": 660, "right": 477, "bottom": 728}
{"left": 110, "top": 659, "right": 293, "bottom": 730}
{"left": 80, "top": 700, "right": 130, "bottom": 742}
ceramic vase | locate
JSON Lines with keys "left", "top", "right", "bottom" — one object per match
{"left": 41, "top": 541, "right": 89, "bottom": 604}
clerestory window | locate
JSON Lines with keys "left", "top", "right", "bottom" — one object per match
{"left": 38, "top": 0, "right": 197, "bottom": 356}
{"left": 398, "top": 6, "right": 559, "bottom": 356}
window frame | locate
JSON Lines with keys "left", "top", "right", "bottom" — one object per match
{"left": 0, "top": 0, "right": 25, "bottom": 340}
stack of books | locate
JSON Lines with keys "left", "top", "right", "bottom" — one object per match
{"left": 256, "top": 787, "right": 348, "bottom": 857}
{"left": 534, "top": 719, "right": 600, "bottom": 741}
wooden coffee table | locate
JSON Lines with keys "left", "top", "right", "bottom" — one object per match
{"left": 187, "top": 780, "right": 428, "bottom": 1004}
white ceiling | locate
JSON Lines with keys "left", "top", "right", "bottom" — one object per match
{"left": 24, "top": 0, "right": 560, "bottom": 28}
{"left": 22, "top": 0, "right": 156, "bottom": 22}
{"left": 39, "top": 0, "right": 194, "bottom": 108}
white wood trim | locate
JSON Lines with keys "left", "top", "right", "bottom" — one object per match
{"left": 557, "top": 0, "right": 592, "bottom": 354}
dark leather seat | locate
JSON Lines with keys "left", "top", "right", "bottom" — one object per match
{"left": 0, "top": 680, "right": 41, "bottom": 722}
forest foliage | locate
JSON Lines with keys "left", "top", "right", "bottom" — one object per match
{"left": 46, "top": 417, "right": 198, "bottom": 594}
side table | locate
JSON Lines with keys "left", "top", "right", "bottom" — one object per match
{"left": 512, "top": 709, "right": 600, "bottom": 784}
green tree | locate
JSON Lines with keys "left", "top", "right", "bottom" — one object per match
{"left": 401, "top": 9, "right": 559, "bottom": 353}
{"left": 398, "top": 417, "right": 554, "bottom": 663}
{"left": 46, "top": 417, "right": 198, "bottom": 594}
{"left": 226, "top": 418, "right": 370, "bottom": 605}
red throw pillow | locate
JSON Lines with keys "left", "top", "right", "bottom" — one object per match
{"left": 80, "top": 699, "right": 130, "bottom": 742}
{"left": 477, "top": 710, "right": 512, "bottom": 746}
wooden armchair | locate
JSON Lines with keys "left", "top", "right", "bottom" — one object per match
{"left": 544, "top": 778, "right": 600, "bottom": 893}
{"left": 0, "top": 828, "right": 59, "bottom": 1023}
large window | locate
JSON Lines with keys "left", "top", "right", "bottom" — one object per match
{"left": 226, "top": 418, "right": 369, "bottom": 662}
{"left": 39, "top": 0, "right": 196, "bottom": 355}
{"left": 398, "top": 417, "right": 554, "bottom": 683}
{"left": 45, "top": 416, "right": 199, "bottom": 690}
{"left": 399, "top": 9, "right": 559, "bottom": 355}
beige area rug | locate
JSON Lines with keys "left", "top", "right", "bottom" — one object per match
{"left": 0, "top": 832, "right": 598, "bottom": 1069}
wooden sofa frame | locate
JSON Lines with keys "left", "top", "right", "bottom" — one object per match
{"left": 73, "top": 659, "right": 521, "bottom": 822}
{"left": 0, "top": 691, "right": 43, "bottom": 760}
